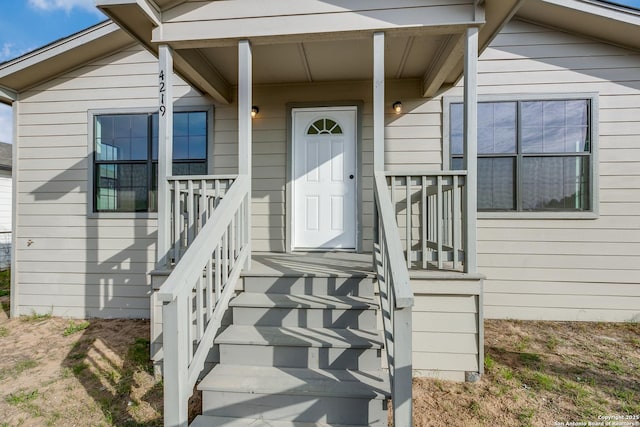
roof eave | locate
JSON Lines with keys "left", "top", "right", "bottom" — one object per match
{"left": 516, "top": 0, "right": 640, "bottom": 53}
{"left": 0, "top": 21, "right": 134, "bottom": 94}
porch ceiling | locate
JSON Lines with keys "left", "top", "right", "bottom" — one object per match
{"left": 195, "top": 34, "right": 446, "bottom": 86}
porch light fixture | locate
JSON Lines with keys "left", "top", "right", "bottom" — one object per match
{"left": 392, "top": 101, "right": 402, "bottom": 113}
{"left": 251, "top": 106, "right": 259, "bottom": 118}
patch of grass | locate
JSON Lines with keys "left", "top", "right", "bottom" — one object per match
{"left": 545, "top": 335, "right": 561, "bottom": 352}
{"left": 518, "top": 352, "right": 542, "bottom": 367}
{"left": 71, "top": 361, "right": 88, "bottom": 376}
{"left": 0, "top": 269, "right": 9, "bottom": 297}
{"left": 529, "top": 372, "right": 556, "bottom": 391}
{"left": 62, "top": 320, "right": 90, "bottom": 337}
{"left": 5, "top": 390, "right": 39, "bottom": 405}
{"left": 484, "top": 354, "right": 495, "bottom": 371}
{"left": 605, "top": 361, "right": 624, "bottom": 374}
{"left": 128, "top": 338, "right": 152, "bottom": 373}
{"left": 517, "top": 408, "right": 535, "bottom": 427}
{"left": 468, "top": 400, "right": 481, "bottom": 415}
{"left": 515, "top": 336, "right": 531, "bottom": 351}
{"left": 0, "top": 358, "right": 38, "bottom": 380}
{"left": 20, "top": 310, "right": 52, "bottom": 322}
{"left": 499, "top": 367, "right": 514, "bottom": 381}
{"left": 0, "top": 326, "right": 8, "bottom": 337}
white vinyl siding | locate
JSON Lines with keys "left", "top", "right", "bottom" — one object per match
{"left": 0, "top": 170, "right": 11, "bottom": 232}
{"left": 471, "top": 20, "right": 640, "bottom": 321}
{"left": 15, "top": 45, "right": 206, "bottom": 318}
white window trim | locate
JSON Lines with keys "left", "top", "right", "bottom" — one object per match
{"left": 87, "top": 105, "right": 214, "bottom": 219}
{"left": 443, "top": 92, "right": 599, "bottom": 220}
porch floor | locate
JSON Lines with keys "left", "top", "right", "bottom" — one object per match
{"left": 243, "top": 252, "right": 374, "bottom": 277}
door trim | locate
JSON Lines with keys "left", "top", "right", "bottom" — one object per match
{"left": 286, "top": 102, "right": 363, "bottom": 253}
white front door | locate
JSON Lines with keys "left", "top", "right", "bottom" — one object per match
{"left": 292, "top": 107, "right": 357, "bottom": 250}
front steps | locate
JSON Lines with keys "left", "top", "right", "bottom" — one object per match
{"left": 191, "top": 270, "right": 390, "bottom": 426}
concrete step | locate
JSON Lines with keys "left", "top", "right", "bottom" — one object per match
{"left": 217, "top": 325, "right": 384, "bottom": 370}
{"left": 198, "top": 365, "right": 389, "bottom": 425}
{"left": 191, "top": 415, "right": 372, "bottom": 426}
{"left": 242, "top": 275, "right": 374, "bottom": 297}
{"left": 230, "top": 293, "right": 378, "bottom": 329}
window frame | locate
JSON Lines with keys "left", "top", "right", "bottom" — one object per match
{"left": 443, "top": 93, "right": 599, "bottom": 219}
{"left": 88, "top": 106, "right": 214, "bottom": 219}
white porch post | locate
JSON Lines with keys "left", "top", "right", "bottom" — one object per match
{"left": 463, "top": 27, "right": 478, "bottom": 274}
{"left": 158, "top": 45, "right": 174, "bottom": 267}
{"left": 372, "top": 32, "right": 385, "bottom": 259}
{"left": 373, "top": 32, "right": 385, "bottom": 173}
{"left": 238, "top": 40, "right": 252, "bottom": 268}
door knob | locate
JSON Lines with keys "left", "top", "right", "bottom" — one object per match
{"left": 349, "top": 174, "right": 354, "bottom": 179}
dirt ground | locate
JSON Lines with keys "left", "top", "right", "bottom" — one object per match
{"left": 1, "top": 273, "right": 639, "bottom": 426}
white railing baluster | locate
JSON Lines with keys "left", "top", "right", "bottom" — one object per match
{"left": 421, "top": 176, "right": 427, "bottom": 270}
{"left": 173, "top": 180, "right": 181, "bottom": 263}
{"left": 405, "top": 176, "right": 411, "bottom": 269}
{"left": 187, "top": 180, "right": 195, "bottom": 246}
{"left": 230, "top": 215, "right": 236, "bottom": 269}
{"left": 206, "top": 257, "right": 213, "bottom": 321}
{"left": 453, "top": 175, "right": 460, "bottom": 270}
{"left": 203, "top": 179, "right": 209, "bottom": 222}
{"left": 215, "top": 243, "right": 221, "bottom": 302}
{"left": 437, "top": 175, "right": 444, "bottom": 270}
{"left": 196, "top": 274, "right": 204, "bottom": 340}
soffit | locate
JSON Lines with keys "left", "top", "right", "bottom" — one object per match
{"left": 197, "top": 34, "right": 444, "bottom": 85}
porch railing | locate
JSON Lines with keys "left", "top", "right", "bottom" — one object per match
{"left": 385, "top": 171, "right": 467, "bottom": 271}
{"left": 373, "top": 171, "right": 414, "bottom": 426}
{"left": 158, "top": 174, "right": 249, "bottom": 427}
{"left": 168, "top": 175, "right": 236, "bottom": 265}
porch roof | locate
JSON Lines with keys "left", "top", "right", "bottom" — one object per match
{"left": 96, "top": 0, "right": 521, "bottom": 104}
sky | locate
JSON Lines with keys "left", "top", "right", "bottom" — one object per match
{"left": 1, "top": 0, "right": 640, "bottom": 144}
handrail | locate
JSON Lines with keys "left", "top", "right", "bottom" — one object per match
{"left": 160, "top": 174, "right": 249, "bottom": 427}
{"left": 373, "top": 171, "right": 414, "bottom": 426}
{"left": 374, "top": 172, "right": 414, "bottom": 308}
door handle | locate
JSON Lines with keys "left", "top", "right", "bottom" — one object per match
{"left": 349, "top": 174, "right": 354, "bottom": 180}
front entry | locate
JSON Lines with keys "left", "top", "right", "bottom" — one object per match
{"left": 292, "top": 106, "right": 357, "bottom": 250}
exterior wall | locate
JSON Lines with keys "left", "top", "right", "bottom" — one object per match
{"left": 14, "top": 45, "right": 206, "bottom": 318}
{"left": 468, "top": 20, "right": 640, "bottom": 322}
{"left": 212, "top": 79, "right": 438, "bottom": 253}
{"left": 0, "top": 169, "right": 11, "bottom": 269}
{"left": 0, "top": 169, "right": 11, "bottom": 232}
{"left": 411, "top": 274, "right": 483, "bottom": 381}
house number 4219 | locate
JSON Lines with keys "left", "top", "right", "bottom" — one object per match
{"left": 159, "top": 69, "right": 166, "bottom": 116}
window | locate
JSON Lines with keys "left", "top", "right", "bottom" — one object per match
{"left": 94, "top": 111, "right": 208, "bottom": 212}
{"left": 449, "top": 97, "right": 594, "bottom": 212}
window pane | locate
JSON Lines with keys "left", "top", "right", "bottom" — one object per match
{"left": 521, "top": 100, "right": 589, "bottom": 153}
{"left": 450, "top": 103, "right": 463, "bottom": 155}
{"left": 478, "top": 157, "right": 515, "bottom": 210}
{"left": 451, "top": 157, "right": 464, "bottom": 171}
{"left": 478, "top": 102, "right": 516, "bottom": 154}
{"left": 96, "top": 115, "right": 148, "bottom": 161}
{"left": 173, "top": 112, "right": 207, "bottom": 161}
{"left": 521, "top": 156, "right": 589, "bottom": 210}
{"left": 174, "top": 112, "right": 189, "bottom": 137}
{"left": 96, "top": 163, "right": 149, "bottom": 212}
